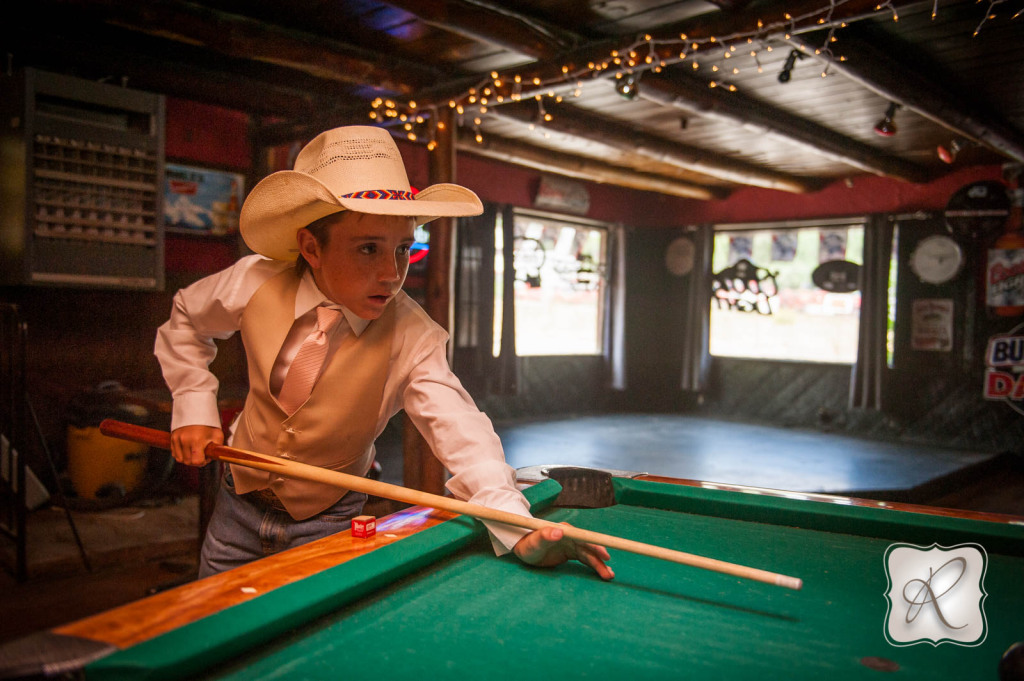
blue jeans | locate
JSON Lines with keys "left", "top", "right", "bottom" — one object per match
{"left": 198, "top": 468, "right": 367, "bottom": 578}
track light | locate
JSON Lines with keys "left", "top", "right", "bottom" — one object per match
{"left": 937, "top": 139, "right": 962, "bottom": 164}
{"left": 615, "top": 72, "right": 640, "bottom": 100}
{"left": 777, "top": 49, "right": 805, "bottom": 83}
{"left": 937, "top": 137, "right": 973, "bottom": 164}
{"left": 873, "top": 102, "right": 900, "bottom": 137}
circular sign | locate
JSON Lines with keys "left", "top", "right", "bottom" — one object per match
{"left": 945, "top": 180, "right": 1010, "bottom": 239}
{"left": 665, "top": 237, "right": 695, "bottom": 276}
{"left": 811, "top": 260, "right": 861, "bottom": 292}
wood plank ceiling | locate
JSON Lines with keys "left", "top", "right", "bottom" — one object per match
{"left": 7, "top": 0, "right": 1024, "bottom": 201}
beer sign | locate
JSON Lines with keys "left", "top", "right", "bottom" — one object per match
{"left": 984, "top": 325, "right": 1024, "bottom": 415}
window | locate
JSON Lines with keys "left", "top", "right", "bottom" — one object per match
{"left": 709, "top": 219, "right": 865, "bottom": 363}
{"left": 493, "top": 210, "right": 609, "bottom": 356}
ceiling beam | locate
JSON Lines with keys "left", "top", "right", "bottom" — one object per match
{"left": 6, "top": 29, "right": 326, "bottom": 119}
{"left": 638, "top": 71, "right": 935, "bottom": 183}
{"left": 788, "top": 29, "right": 1024, "bottom": 164}
{"left": 41, "top": 0, "right": 443, "bottom": 95}
{"left": 459, "top": 131, "right": 727, "bottom": 200}
{"left": 381, "top": 0, "right": 581, "bottom": 59}
{"left": 493, "top": 100, "right": 819, "bottom": 193}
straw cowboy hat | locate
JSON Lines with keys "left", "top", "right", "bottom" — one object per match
{"left": 240, "top": 125, "right": 483, "bottom": 260}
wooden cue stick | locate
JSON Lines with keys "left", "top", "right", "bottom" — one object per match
{"left": 99, "top": 419, "right": 803, "bottom": 591}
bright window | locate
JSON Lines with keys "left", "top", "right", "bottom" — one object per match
{"left": 709, "top": 220, "right": 865, "bottom": 363}
{"left": 493, "top": 210, "right": 608, "bottom": 356}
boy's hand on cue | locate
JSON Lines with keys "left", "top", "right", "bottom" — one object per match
{"left": 513, "top": 523, "right": 614, "bottom": 581}
{"left": 171, "top": 425, "right": 224, "bottom": 467}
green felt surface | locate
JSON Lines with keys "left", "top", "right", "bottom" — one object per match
{"left": 87, "top": 479, "right": 1024, "bottom": 681}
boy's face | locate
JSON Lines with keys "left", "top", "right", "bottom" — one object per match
{"left": 297, "top": 211, "right": 416, "bottom": 319}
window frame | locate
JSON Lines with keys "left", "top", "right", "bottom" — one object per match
{"left": 709, "top": 216, "right": 869, "bottom": 365}
{"left": 504, "top": 207, "right": 613, "bottom": 358}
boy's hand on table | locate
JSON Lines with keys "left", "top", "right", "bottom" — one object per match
{"left": 513, "top": 523, "right": 614, "bottom": 581}
{"left": 171, "top": 425, "right": 224, "bottom": 467}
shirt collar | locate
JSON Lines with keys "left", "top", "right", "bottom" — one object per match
{"left": 295, "top": 271, "right": 371, "bottom": 337}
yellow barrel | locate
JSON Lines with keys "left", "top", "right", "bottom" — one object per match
{"left": 66, "top": 381, "right": 155, "bottom": 500}
{"left": 66, "top": 424, "right": 148, "bottom": 499}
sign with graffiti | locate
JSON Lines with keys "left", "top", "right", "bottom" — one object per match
{"left": 711, "top": 259, "right": 778, "bottom": 314}
{"left": 984, "top": 323, "right": 1024, "bottom": 415}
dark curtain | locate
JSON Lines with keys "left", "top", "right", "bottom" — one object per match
{"left": 453, "top": 203, "right": 498, "bottom": 394}
{"left": 604, "top": 225, "right": 627, "bottom": 390}
{"left": 849, "top": 213, "right": 894, "bottom": 410}
{"left": 680, "top": 225, "right": 713, "bottom": 392}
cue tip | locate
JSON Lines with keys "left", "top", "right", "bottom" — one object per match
{"left": 777, "top": 575, "right": 803, "bottom": 590}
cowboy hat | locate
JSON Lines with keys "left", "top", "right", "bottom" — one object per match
{"left": 240, "top": 125, "right": 483, "bottom": 260}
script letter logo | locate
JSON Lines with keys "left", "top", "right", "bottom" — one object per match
{"left": 884, "top": 543, "right": 988, "bottom": 647}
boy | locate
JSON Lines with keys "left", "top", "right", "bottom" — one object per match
{"left": 155, "top": 125, "right": 612, "bottom": 580}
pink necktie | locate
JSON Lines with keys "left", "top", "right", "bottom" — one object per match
{"left": 278, "top": 306, "right": 343, "bottom": 415}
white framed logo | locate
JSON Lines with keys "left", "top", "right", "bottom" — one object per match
{"left": 884, "top": 543, "right": 988, "bottom": 647}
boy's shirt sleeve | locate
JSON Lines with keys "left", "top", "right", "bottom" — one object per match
{"left": 154, "top": 255, "right": 286, "bottom": 430}
{"left": 397, "top": 322, "right": 532, "bottom": 555}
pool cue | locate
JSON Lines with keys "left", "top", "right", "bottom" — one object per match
{"left": 100, "top": 419, "right": 803, "bottom": 591}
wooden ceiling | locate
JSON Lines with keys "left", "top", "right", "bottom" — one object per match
{"left": 9, "top": 0, "right": 1024, "bottom": 201}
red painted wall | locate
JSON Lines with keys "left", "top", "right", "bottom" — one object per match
{"left": 672, "top": 165, "right": 1006, "bottom": 225}
{"left": 399, "top": 140, "right": 690, "bottom": 226}
{"left": 164, "top": 98, "right": 251, "bottom": 169}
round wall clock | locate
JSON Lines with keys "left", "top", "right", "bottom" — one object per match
{"left": 665, "top": 236, "right": 695, "bottom": 276}
{"left": 909, "top": 234, "right": 963, "bottom": 284}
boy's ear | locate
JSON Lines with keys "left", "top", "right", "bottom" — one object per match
{"left": 296, "top": 228, "right": 321, "bottom": 269}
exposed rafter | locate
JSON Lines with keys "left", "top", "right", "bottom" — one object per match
{"left": 382, "top": 0, "right": 582, "bottom": 59}
{"left": 460, "top": 131, "right": 727, "bottom": 201}
{"left": 788, "top": 29, "right": 1024, "bottom": 163}
{"left": 42, "top": 0, "right": 443, "bottom": 94}
{"left": 493, "top": 100, "right": 820, "bottom": 193}
{"left": 638, "top": 72, "right": 935, "bottom": 183}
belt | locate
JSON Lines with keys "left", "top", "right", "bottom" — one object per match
{"left": 243, "top": 487, "right": 288, "bottom": 512}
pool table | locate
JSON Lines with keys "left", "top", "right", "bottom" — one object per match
{"left": 8, "top": 470, "right": 1024, "bottom": 680}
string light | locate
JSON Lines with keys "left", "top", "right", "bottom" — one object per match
{"left": 973, "top": 0, "right": 1015, "bottom": 35}
{"left": 376, "top": 1, "right": 1016, "bottom": 149}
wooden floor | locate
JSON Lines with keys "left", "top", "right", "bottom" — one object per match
{"left": 495, "top": 414, "right": 996, "bottom": 495}
{"left": 2, "top": 413, "right": 1022, "bottom": 646}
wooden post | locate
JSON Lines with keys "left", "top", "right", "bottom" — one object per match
{"left": 403, "top": 108, "right": 457, "bottom": 496}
